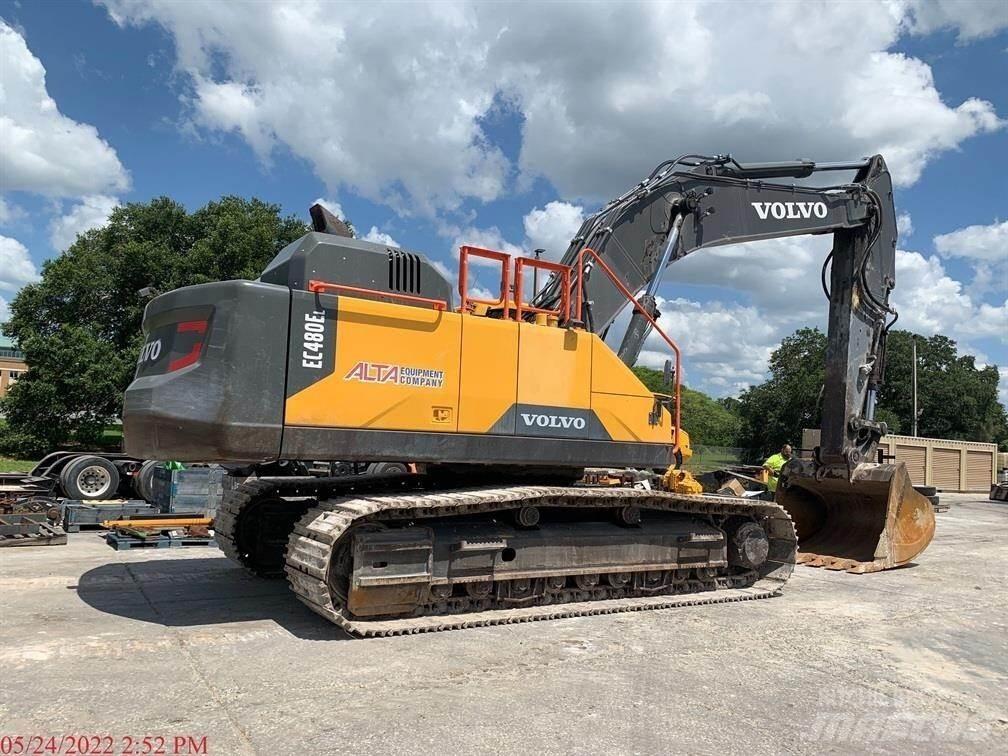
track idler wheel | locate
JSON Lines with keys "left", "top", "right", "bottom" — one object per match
{"left": 618, "top": 506, "right": 641, "bottom": 526}
{"left": 729, "top": 521, "right": 770, "bottom": 569}
{"left": 515, "top": 506, "right": 540, "bottom": 528}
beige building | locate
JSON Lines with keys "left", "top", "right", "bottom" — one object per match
{"left": 802, "top": 428, "right": 997, "bottom": 493}
{"left": 0, "top": 332, "right": 27, "bottom": 399}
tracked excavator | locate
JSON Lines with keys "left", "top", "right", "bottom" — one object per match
{"left": 123, "top": 153, "right": 934, "bottom": 636}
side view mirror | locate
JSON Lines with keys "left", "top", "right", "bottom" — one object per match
{"left": 663, "top": 359, "right": 674, "bottom": 387}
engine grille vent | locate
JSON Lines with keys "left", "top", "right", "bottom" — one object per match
{"left": 388, "top": 250, "right": 421, "bottom": 294}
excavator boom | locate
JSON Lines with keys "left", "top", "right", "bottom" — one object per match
{"left": 534, "top": 153, "right": 934, "bottom": 572}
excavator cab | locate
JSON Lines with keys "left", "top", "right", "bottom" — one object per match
{"left": 776, "top": 461, "right": 935, "bottom": 572}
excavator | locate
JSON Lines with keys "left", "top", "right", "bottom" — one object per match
{"left": 122, "top": 153, "right": 935, "bottom": 636}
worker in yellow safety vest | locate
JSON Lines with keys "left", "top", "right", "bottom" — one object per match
{"left": 762, "top": 444, "right": 793, "bottom": 494}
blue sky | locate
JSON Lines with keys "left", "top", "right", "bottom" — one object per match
{"left": 1, "top": 1, "right": 1006, "bottom": 404}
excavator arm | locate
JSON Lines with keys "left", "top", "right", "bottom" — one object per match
{"left": 535, "top": 154, "right": 934, "bottom": 572}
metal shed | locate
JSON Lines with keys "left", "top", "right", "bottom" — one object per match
{"left": 801, "top": 429, "right": 997, "bottom": 492}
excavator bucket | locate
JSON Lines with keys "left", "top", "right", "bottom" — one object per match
{"left": 776, "top": 462, "right": 935, "bottom": 573}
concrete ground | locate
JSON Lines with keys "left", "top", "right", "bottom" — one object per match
{"left": 1, "top": 494, "right": 1005, "bottom": 755}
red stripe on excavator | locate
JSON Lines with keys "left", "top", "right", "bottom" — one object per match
{"left": 168, "top": 319, "right": 208, "bottom": 372}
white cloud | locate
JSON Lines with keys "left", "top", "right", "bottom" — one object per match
{"left": 904, "top": 0, "right": 1008, "bottom": 41}
{"left": 437, "top": 224, "right": 522, "bottom": 302}
{"left": 103, "top": 3, "right": 508, "bottom": 214}
{"left": 101, "top": 1, "right": 1001, "bottom": 213}
{"left": 508, "top": 2, "right": 1002, "bottom": 196}
{"left": 448, "top": 225, "right": 523, "bottom": 260}
{"left": 890, "top": 249, "right": 1008, "bottom": 341}
{"left": 933, "top": 219, "right": 1008, "bottom": 298}
{"left": 522, "top": 201, "right": 584, "bottom": 261}
{"left": 448, "top": 200, "right": 585, "bottom": 265}
{"left": 897, "top": 211, "right": 914, "bottom": 237}
{"left": 602, "top": 241, "right": 1007, "bottom": 397}
{"left": 933, "top": 220, "right": 1008, "bottom": 262}
{"left": 0, "top": 22, "right": 129, "bottom": 197}
{"left": 661, "top": 235, "right": 833, "bottom": 325}
{"left": 363, "top": 226, "right": 399, "bottom": 247}
{"left": 0, "top": 235, "right": 40, "bottom": 293}
{"left": 0, "top": 296, "right": 9, "bottom": 323}
{"left": 639, "top": 297, "right": 780, "bottom": 395}
{"left": 838, "top": 52, "right": 1002, "bottom": 187}
{"left": 440, "top": 201, "right": 586, "bottom": 301}
{"left": 48, "top": 195, "right": 120, "bottom": 251}
{"left": 0, "top": 197, "right": 26, "bottom": 225}
{"left": 312, "top": 197, "right": 344, "bottom": 221}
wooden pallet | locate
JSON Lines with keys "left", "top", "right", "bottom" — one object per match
{"left": 0, "top": 515, "right": 68, "bottom": 547}
{"left": 105, "top": 531, "right": 216, "bottom": 551}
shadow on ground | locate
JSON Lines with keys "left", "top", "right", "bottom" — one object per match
{"left": 74, "top": 557, "right": 351, "bottom": 640}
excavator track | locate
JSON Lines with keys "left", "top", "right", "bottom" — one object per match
{"left": 218, "top": 478, "right": 795, "bottom": 637}
{"left": 215, "top": 475, "right": 423, "bottom": 576}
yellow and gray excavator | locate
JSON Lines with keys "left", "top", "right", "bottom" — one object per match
{"left": 123, "top": 153, "right": 934, "bottom": 636}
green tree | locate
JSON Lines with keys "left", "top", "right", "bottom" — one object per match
{"left": 735, "top": 327, "right": 827, "bottom": 455}
{"left": 733, "top": 327, "right": 1007, "bottom": 457}
{"left": 1, "top": 196, "right": 309, "bottom": 456}
{"left": 877, "top": 331, "right": 1006, "bottom": 443}
{"left": 632, "top": 366, "right": 743, "bottom": 446}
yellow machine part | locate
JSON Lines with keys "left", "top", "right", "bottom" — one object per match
{"left": 776, "top": 462, "right": 936, "bottom": 573}
{"left": 284, "top": 296, "right": 685, "bottom": 449}
{"left": 102, "top": 517, "right": 212, "bottom": 528}
{"left": 661, "top": 468, "right": 704, "bottom": 495}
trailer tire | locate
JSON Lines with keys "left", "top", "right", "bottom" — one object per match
{"left": 914, "top": 485, "right": 938, "bottom": 497}
{"left": 61, "top": 455, "right": 120, "bottom": 500}
{"left": 135, "top": 459, "right": 161, "bottom": 502}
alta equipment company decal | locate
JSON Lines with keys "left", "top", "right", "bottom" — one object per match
{"left": 344, "top": 361, "right": 445, "bottom": 389}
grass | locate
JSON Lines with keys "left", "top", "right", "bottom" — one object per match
{"left": 684, "top": 446, "right": 747, "bottom": 473}
{"left": 0, "top": 457, "right": 37, "bottom": 474}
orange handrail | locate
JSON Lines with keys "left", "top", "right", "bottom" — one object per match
{"left": 575, "top": 247, "right": 682, "bottom": 453}
{"left": 459, "top": 246, "right": 512, "bottom": 319}
{"left": 514, "top": 256, "right": 571, "bottom": 322}
{"left": 308, "top": 280, "right": 447, "bottom": 311}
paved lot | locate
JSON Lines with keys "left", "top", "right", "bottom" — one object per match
{"left": 1, "top": 493, "right": 1005, "bottom": 755}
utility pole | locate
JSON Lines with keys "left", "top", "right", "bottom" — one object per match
{"left": 912, "top": 337, "right": 918, "bottom": 437}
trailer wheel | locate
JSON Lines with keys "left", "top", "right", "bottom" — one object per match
{"left": 135, "top": 459, "right": 161, "bottom": 502}
{"left": 60, "top": 455, "right": 120, "bottom": 500}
